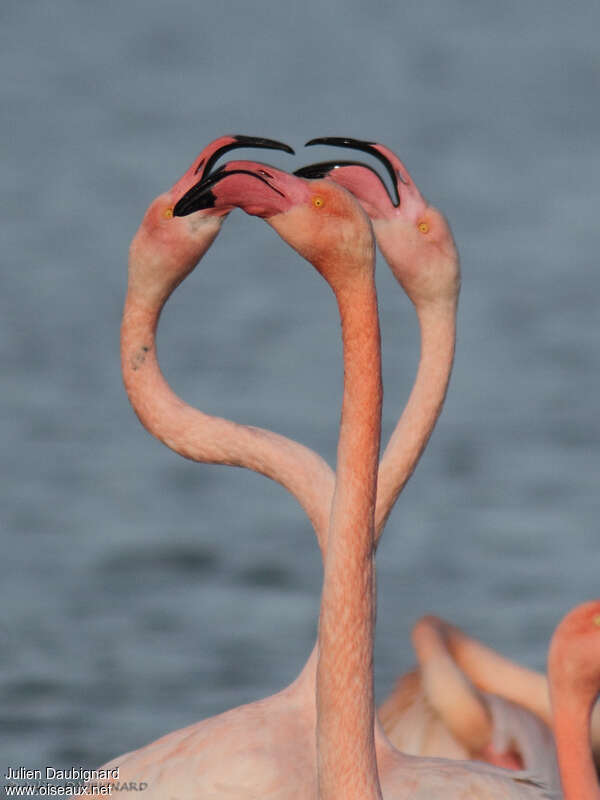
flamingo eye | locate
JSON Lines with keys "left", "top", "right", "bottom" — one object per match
{"left": 313, "top": 196, "right": 325, "bottom": 209}
{"left": 163, "top": 207, "right": 174, "bottom": 220}
{"left": 417, "top": 221, "right": 429, "bottom": 234}
{"left": 593, "top": 614, "right": 600, "bottom": 627}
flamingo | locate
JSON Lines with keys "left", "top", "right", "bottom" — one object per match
{"left": 112, "top": 151, "right": 372, "bottom": 798}
{"left": 295, "top": 137, "right": 557, "bottom": 784}
{"left": 105, "top": 147, "right": 555, "bottom": 797}
{"left": 381, "top": 610, "right": 600, "bottom": 780}
{"left": 377, "top": 601, "right": 600, "bottom": 798}
{"left": 427, "top": 612, "right": 600, "bottom": 767}
{"left": 378, "top": 615, "right": 559, "bottom": 789}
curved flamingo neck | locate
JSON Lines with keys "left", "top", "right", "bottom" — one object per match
{"left": 414, "top": 616, "right": 552, "bottom": 725}
{"left": 121, "top": 254, "right": 335, "bottom": 547}
{"left": 552, "top": 690, "right": 600, "bottom": 799}
{"left": 375, "top": 298, "right": 456, "bottom": 539}
{"left": 316, "top": 275, "right": 383, "bottom": 800}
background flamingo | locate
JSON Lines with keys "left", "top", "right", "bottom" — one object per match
{"left": 379, "top": 615, "right": 559, "bottom": 789}
{"left": 382, "top": 611, "right": 600, "bottom": 776}
{"left": 378, "top": 601, "right": 600, "bottom": 797}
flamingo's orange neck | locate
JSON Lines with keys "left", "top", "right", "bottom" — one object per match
{"left": 552, "top": 693, "right": 599, "bottom": 799}
{"left": 316, "top": 269, "right": 383, "bottom": 800}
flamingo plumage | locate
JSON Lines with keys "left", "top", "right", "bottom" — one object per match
{"left": 378, "top": 615, "right": 559, "bottom": 789}
{"left": 390, "top": 609, "right": 600, "bottom": 770}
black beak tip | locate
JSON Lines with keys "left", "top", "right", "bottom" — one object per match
{"left": 293, "top": 163, "right": 335, "bottom": 179}
{"left": 172, "top": 197, "right": 191, "bottom": 217}
{"left": 172, "top": 201, "right": 186, "bottom": 217}
{"left": 173, "top": 187, "right": 216, "bottom": 216}
{"left": 233, "top": 135, "right": 295, "bottom": 156}
{"left": 305, "top": 136, "right": 375, "bottom": 149}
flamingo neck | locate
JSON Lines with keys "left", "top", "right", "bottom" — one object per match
{"left": 121, "top": 253, "right": 334, "bottom": 544}
{"left": 552, "top": 690, "right": 600, "bottom": 799}
{"left": 375, "top": 298, "right": 456, "bottom": 539}
{"left": 421, "top": 616, "right": 553, "bottom": 727}
{"left": 316, "top": 276, "right": 383, "bottom": 800}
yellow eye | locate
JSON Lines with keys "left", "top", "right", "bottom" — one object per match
{"left": 163, "top": 207, "right": 174, "bottom": 220}
{"left": 313, "top": 196, "right": 325, "bottom": 209}
{"left": 418, "top": 221, "right": 429, "bottom": 234}
{"left": 593, "top": 614, "right": 600, "bottom": 627}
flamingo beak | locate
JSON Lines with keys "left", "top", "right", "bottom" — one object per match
{"left": 293, "top": 160, "right": 345, "bottom": 180}
{"left": 174, "top": 161, "right": 310, "bottom": 219}
{"left": 298, "top": 137, "right": 428, "bottom": 223}
{"left": 304, "top": 137, "right": 403, "bottom": 206}
{"left": 168, "top": 135, "right": 294, "bottom": 212}
{"left": 173, "top": 165, "right": 280, "bottom": 216}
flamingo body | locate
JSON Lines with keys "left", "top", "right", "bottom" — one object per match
{"left": 378, "top": 614, "right": 560, "bottom": 789}
{"left": 380, "top": 669, "right": 559, "bottom": 789}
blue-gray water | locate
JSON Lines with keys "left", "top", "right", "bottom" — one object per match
{"left": 2, "top": 0, "right": 599, "bottom": 775}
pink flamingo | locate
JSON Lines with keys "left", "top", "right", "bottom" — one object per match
{"left": 296, "top": 138, "right": 557, "bottom": 785}
{"left": 419, "top": 612, "right": 600, "bottom": 765}
{"left": 106, "top": 147, "right": 554, "bottom": 797}
{"left": 378, "top": 615, "right": 559, "bottom": 789}
{"left": 378, "top": 601, "right": 600, "bottom": 798}
{"left": 306, "top": 141, "right": 599, "bottom": 797}
{"left": 113, "top": 151, "right": 368, "bottom": 798}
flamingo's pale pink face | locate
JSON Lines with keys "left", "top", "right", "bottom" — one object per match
{"left": 128, "top": 136, "right": 294, "bottom": 302}
{"left": 129, "top": 167, "right": 226, "bottom": 306}
{"left": 548, "top": 600, "right": 600, "bottom": 698}
{"left": 375, "top": 204, "right": 459, "bottom": 308}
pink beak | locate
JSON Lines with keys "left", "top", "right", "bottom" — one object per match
{"left": 169, "top": 134, "right": 294, "bottom": 207}
{"left": 174, "top": 160, "right": 311, "bottom": 219}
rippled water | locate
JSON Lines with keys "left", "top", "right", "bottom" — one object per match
{"left": 2, "top": 0, "right": 599, "bottom": 774}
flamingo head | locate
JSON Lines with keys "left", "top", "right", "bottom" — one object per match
{"left": 174, "top": 160, "right": 375, "bottom": 292}
{"left": 129, "top": 135, "right": 294, "bottom": 303}
{"left": 295, "top": 137, "right": 460, "bottom": 308}
{"left": 548, "top": 600, "right": 600, "bottom": 706}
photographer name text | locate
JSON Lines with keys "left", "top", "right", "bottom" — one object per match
{"left": 5, "top": 768, "right": 120, "bottom": 781}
